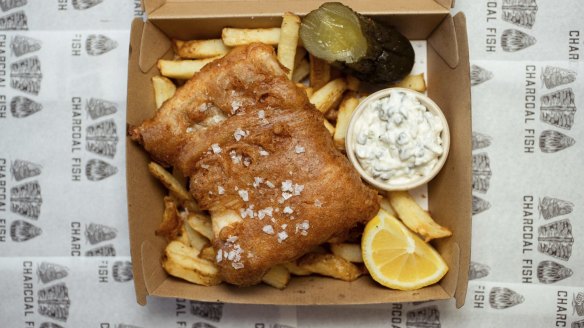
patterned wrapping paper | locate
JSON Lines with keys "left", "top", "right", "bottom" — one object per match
{"left": 0, "top": 0, "right": 583, "bottom": 327}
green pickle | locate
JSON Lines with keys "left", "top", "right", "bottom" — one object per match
{"left": 300, "top": 2, "right": 415, "bottom": 84}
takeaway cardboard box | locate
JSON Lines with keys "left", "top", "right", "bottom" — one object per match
{"left": 126, "top": 0, "right": 471, "bottom": 307}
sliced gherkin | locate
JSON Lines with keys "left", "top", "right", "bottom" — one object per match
{"left": 300, "top": 2, "right": 414, "bottom": 83}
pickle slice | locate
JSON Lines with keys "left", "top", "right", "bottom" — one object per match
{"left": 300, "top": 2, "right": 414, "bottom": 83}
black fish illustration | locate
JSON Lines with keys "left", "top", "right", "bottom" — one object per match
{"left": 540, "top": 130, "right": 575, "bottom": 153}
{"left": 0, "top": 10, "right": 27, "bottom": 30}
{"left": 37, "top": 262, "right": 69, "bottom": 284}
{"left": 112, "top": 261, "right": 133, "bottom": 282}
{"left": 72, "top": 0, "right": 104, "bottom": 10}
{"left": 472, "top": 132, "right": 492, "bottom": 150}
{"left": 537, "top": 260, "right": 572, "bottom": 284}
{"left": 501, "top": 29, "right": 536, "bottom": 52}
{"left": 472, "top": 195, "right": 491, "bottom": 215}
{"left": 10, "top": 96, "right": 42, "bottom": 118}
{"left": 86, "top": 119, "right": 118, "bottom": 158}
{"left": 539, "top": 196, "right": 574, "bottom": 220}
{"left": 86, "top": 98, "right": 118, "bottom": 120}
{"left": 85, "top": 244, "right": 116, "bottom": 256}
{"left": 11, "top": 159, "right": 42, "bottom": 181}
{"left": 11, "top": 35, "right": 41, "bottom": 57}
{"left": 40, "top": 323, "right": 64, "bottom": 328}
{"left": 542, "top": 66, "right": 577, "bottom": 89}
{"left": 406, "top": 306, "right": 441, "bottom": 328}
{"left": 190, "top": 301, "right": 223, "bottom": 322}
{"left": 538, "top": 219, "right": 574, "bottom": 261}
{"left": 501, "top": 0, "right": 538, "bottom": 29}
{"left": 573, "top": 319, "right": 584, "bottom": 328}
{"left": 574, "top": 292, "right": 584, "bottom": 316}
{"left": 38, "top": 283, "right": 71, "bottom": 322}
{"left": 85, "top": 223, "right": 117, "bottom": 244}
{"left": 193, "top": 323, "right": 216, "bottom": 328}
{"left": 489, "top": 287, "right": 524, "bottom": 309}
{"left": 540, "top": 88, "right": 576, "bottom": 130}
{"left": 0, "top": 0, "right": 27, "bottom": 11}
{"left": 471, "top": 65, "right": 494, "bottom": 86}
{"left": 86, "top": 34, "right": 118, "bottom": 56}
{"left": 10, "top": 180, "right": 42, "bottom": 219}
{"left": 10, "top": 56, "right": 42, "bottom": 95}
{"left": 85, "top": 159, "right": 118, "bottom": 181}
{"left": 469, "top": 261, "right": 490, "bottom": 280}
{"left": 472, "top": 153, "right": 491, "bottom": 194}
{"left": 10, "top": 220, "right": 41, "bottom": 241}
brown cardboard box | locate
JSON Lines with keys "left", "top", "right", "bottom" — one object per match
{"left": 126, "top": 0, "right": 471, "bottom": 307}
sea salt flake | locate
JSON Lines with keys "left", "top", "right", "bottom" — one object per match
{"left": 315, "top": 199, "right": 322, "bottom": 208}
{"left": 232, "top": 262, "right": 244, "bottom": 270}
{"left": 282, "top": 192, "right": 293, "bottom": 200}
{"left": 186, "top": 127, "right": 194, "bottom": 133}
{"left": 216, "top": 249, "right": 223, "bottom": 262}
{"left": 230, "top": 150, "right": 242, "bottom": 164}
{"left": 258, "top": 110, "right": 265, "bottom": 119}
{"left": 218, "top": 186, "right": 225, "bottom": 195}
{"left": 281, "top": 224, "right": 288, "bottom": 229}
{"left": 266, "top": 181, "right": 275, "bottom": 189}
{"left": 277, "top": 231, "right": 289, "bottom": 243}
{"left": 259, "top": 148, "right": 270, "bottom": 156}
{"left": 283, "top": 206, "right": 294, "bottom": 214}
{"left": 231, "top": 100, "right": 242, "bottom": 114}
{"left": 281, "top": 180, "right": 293, "bottom": 192}
{"left": 201, "top": 164, "right": 210, "bottom": 170}
{"left": 262, "top": 225, "right": 274, "bottom": 235}
{"left": 198, "top": 103, "right": 210, "bottom": 112}
{"left": 293, "top": 184, "right": 304, "bottom": 196}
{"left": 247, "top": 252, "right": 254, "bottom": 258}
{"left": 234, "top": 128, "right": 248, "bottom": 141}
{"left": 238, "top": 189, "right": 249, "bottom": 202}
{"left": 253, "top": 177, "right": 264, "bottom": 188}
{"left": 211, "top": 143, "right": 222, "bottom": 154}
{"left": 226, "top": 235, "right": 238, "bottom": 243}
{"left": 295, "top": 145, "right": 305, "bottom": 154}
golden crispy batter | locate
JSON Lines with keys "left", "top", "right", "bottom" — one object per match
{"left": 131, "top": 43, "right": 379, "bottom": 286}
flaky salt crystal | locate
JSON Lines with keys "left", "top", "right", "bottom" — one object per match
{"left": 262, "top": 225, "right": 274, "bottom": 235}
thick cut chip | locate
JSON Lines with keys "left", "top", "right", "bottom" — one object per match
{"left": 298, "top": 253, "right": 362, "bottom": 281}
{"left": 261, "top": 265, "right": 291, "bottom": 289}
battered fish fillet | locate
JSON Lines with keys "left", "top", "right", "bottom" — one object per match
{"left": 131, "top": 43, "right": 379, "bottom": 286}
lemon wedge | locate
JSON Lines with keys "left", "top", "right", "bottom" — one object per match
{"left": 362, "top": 209, "right": 448, "bottom": 290}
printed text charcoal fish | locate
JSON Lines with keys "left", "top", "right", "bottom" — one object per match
{"left": 0, "top": 158, "right": 6, "bottom": 212}
{"left": 71, "top": 97, "right": 82, "bottom": 182}
{"left": 523, "top": 196, "right": 535, "bottom": 254}
{"left": 22, "top": 261, "right": 35, "bottom": 318}
{"left": 556, "top": 290, "right": 569, "bottom": 327}
{"left": 0, "top": 34, "right": 7, "bottom": 88}
{"left": 485, "top": 2, "right": 497, "bottom": 52}
{"left": 524, "top": 65, "right": 537, "bottom": 153}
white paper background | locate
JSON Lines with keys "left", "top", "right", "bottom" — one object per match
{"left": 1, "top": 0, "right": 583, "bottom": 327}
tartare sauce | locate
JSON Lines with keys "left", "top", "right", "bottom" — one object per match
{"left": 353, "top": 90, "right": 444, "bottom": 185}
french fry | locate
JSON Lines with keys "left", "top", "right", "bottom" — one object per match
{"left": 309, "top": 54, "right": 331, "bottom": 90}
{"left": 222, "top": 27, "right": 281, "bottom": 46}
{"left": 304, "top": 87, "right": 314, "bottom": 98}
{"left": 309, "top": 78, "right": 347, "bottom": 113}
{"left": 379, "top": 196, "right": 397, "bottom": 217}
{"left": 163, "top": 240, "right": 221, "bottom": 286}
{"left": 152, "top": 75, "right": 176, "bottom": 109}
{"left": 148, "top": 162, "right": 197, "bottom": 209}
{"left": 346, "top": 75, "right": 361, "bottom": 91}
{"left": 183, "top": 221, "right": 208, "bottom": 252}
{"left": 200, "top": 246, "right": 216, "bottom": 262}
{"left": 210, "top": 209, "right": 243, "bottom": 238}
{"left": 262, "top": 265, "right": 291, "bottom": 289}
{"left": 391, "top": 73, "right": 427, "bottom": 92}
{"left": 187, "top": 213, "right": 213, "bottom": 241}
{"left": 388, "top": 190, "right": 452, "bottom": 242}
{"left": 173, "top": 39, "right": 231, "bottom": 59}
{"left": 330, "top": 243, "right": 363, "bottom": 263}
{"left": 277, "top": 12, "right": 301, "bottom": 79}
{"left": 324, "top": 119, "right": 335, "bottom": 136}
{"left": 283, "top": 261, "right": 312, "bottom": 276}
{"left": 292, "top": 58, "right": 310, "bottom": 83}
{"left": 333, "top": 93, "right": 359, "bottom": 149}
{"left": 156, "top": 196, "right": 182, "bottom": 240}
{"left": 294, "top": 47, "right": 307, "bottom": 69}
{"left": 298, "top": 253, "right": 362, "bottom": 282}
{"left": 157, "top": 56, "right": 222, "bottom": 79}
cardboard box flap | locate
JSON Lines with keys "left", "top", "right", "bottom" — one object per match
{"left": 144, "top": 0, "right": 165, "bottom": 15}
{"left": 428, "top": 15, "right": 459, "bottom": 69}
{"left": 139, "top": 21, "right": 172, "bottom": 73}
{"left": 145, "top": 0, "right": 450, "bottom": 19}
{"left": 427, "top": 12, "right": 471, "bottom": 309}
{"left": 434, "top": 0, "right": 454, "bottom": 9}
